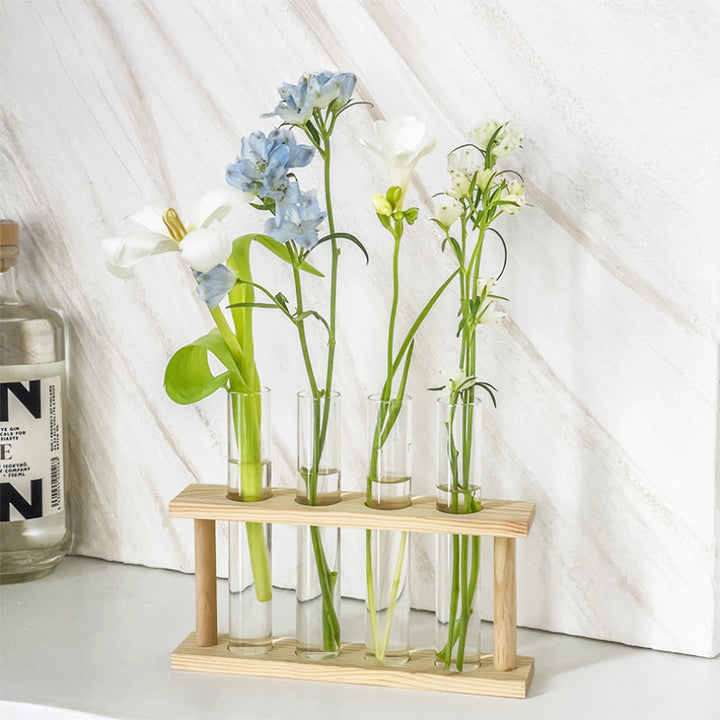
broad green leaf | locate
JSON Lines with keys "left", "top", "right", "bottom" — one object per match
{"left": 164, "top": 328, "right": 241, "bottom": 404}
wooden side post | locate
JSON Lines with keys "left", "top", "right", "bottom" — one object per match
{"left": 194, "top": 518, "right": 217, "bottom": 647}
{"left": 493, "top": 536, "right": 517, "bottom": 671}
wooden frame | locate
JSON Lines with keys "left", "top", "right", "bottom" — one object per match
{"left": 169, "top": 484, "right": 536, "bottom": 698}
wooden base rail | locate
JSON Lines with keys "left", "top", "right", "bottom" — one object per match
{"left": 169, "top": 484, "right": 536, "bottom": 698}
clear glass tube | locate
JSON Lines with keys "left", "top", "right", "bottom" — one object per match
{"left": 295, "top": 390, "right": 341, "bottom": 658}
{"left": 227, "top": 388, "right": 271, "bottom": 502}
{"left": 296, "top": 390, "right": 341, "bottom": 505}
{"left": 228, "top": 521, "right": 272, "bottom": 655}
{"left": 227, "top": 388, "right": 272, "bottom": 655}
{"left": 434, "top": 395, "right": 483, "bottom": 671}
{"left": 296, "top": 524, "right": 340, "bottom": 659}
{"left": 365, "top": 394, "right": 411, "bottom": 664}
{"left": 435, "top": 532, "right": 482, "bottom": 671}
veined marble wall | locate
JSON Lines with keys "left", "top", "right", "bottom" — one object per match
{"left": 1, "top": 0, "right": 718, "bottom": 657}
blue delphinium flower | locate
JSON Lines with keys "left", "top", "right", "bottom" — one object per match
{"left": 193, "top": 264, "right": 237, "bottom": 308}
{"left": 314, "top": 71, "right": 357, "bottom": 112}
{"left": 267, "top": 71, "right": 357, "bottom": 125}
{"left": 265, "top": 182, "right": 327, "bottom": 250}
{"left": 272, "top": 75, "right": 321, "bottom": 125}
{"left": 226, "top": 128, "right": 313, "bottom": 201}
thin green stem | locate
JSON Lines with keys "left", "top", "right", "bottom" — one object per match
{"left": 290, "top": 125, "right": 342, "bottom": 654}
{"left": 376, "top": 530, "right": 408, "bottom": 662}
{"left": 387, "top": 234, "right": 401, "bottom": 376}
{"left": 365, "top": 529, "right": 380, "bottom": 654}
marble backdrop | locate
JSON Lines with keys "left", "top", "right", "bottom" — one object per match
{"left": 1, "top": 0, "right": 718, "bottom": 657}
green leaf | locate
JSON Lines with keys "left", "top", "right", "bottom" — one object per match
{"left": 235, "top": 233, "right": 324, "bottom": 276}
{"left": 430, "top": 217, "right": 448, "bottom": 233}
{"left": 164, "top": 328, "right": 242, "bottom": 404}
{"left": 448, "top": 237, "right": 464, "bottom": 264}
{"left": 304, "top": 120, "right": 321, "bottom": 146}
{"left": 227, "top": 302, "right": 281, "bottom": 309}
{"left": 311, "top": 232, "right": 369, "bottom": 264}
{"left": 295, "top": 309, "right": 331, "bottom": 336}
{"left": 404, "top": 207, "right": 419, "bottom": 225}
{"left": 377, "top": 213, "right": 392, "bottom": 232}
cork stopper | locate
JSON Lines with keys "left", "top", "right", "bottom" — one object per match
{"left": 0, "top": 220, "right": 19, "bottom": 271}
{"left": 0, "top": 219, "right": 19, "bottom": 247}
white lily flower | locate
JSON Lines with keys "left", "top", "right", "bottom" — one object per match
{"left": 432, "top": 195, "right": 463, "bottom": 228}
{"left": 178, "top": 224, "right": 232, "bottom": 273}
{"left": 103, "top": 186, "right": 251, "bottom": 277}
{"left": 359, "top": 115, "right": 436, "bottom": 207}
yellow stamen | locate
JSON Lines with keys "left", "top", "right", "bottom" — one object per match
{"left": 163, "top": 208, "right": 187, "bottom": 241}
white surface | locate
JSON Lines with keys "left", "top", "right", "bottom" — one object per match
{"left": 0, "top": 701, "right": 115, "bottom": 720}
{"left": 0, "top": 0, "right": 718, "bottom": 656}
{"left": 1, "top": 557, "right": 719, "bottom": 720}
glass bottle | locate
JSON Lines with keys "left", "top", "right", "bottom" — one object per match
{"left": 0, "top": 220, "right": 71, "bottom": 583}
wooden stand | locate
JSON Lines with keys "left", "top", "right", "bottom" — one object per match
{"left": 169, "top": 484, "right": 536, "bottom": 698}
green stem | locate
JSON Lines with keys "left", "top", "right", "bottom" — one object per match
{"left": 313, "top": 134, "right": 339, "bottom": 482}
{"left": 387, "top": 234, "right": 401, "bottom": 377}
{"left": 291, "top": 126, "right": 341, "bottom": 654}
{"left": 365, "top": 529, "right": 380, "bottom": 654}
{"left": 376, "top": 530, "right": 408, "bottom": 662}
{"left": 365, "top": 212, "right": 459, "bottom": 661}
{"left": 291, "top": 259, "right": 320, "bottom": 398}
{"left": 210, "top": 289, "right": 271, "bottom": 602}
{"left": 438, "top": 211, "right": 490, "bottom": 669}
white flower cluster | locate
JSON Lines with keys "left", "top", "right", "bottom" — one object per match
{"left": 471, "top": 121, "right": 523, "bottom": 159}
{"left": 431, "top": 120, "right": 526, "bottom": 229}
{"left": 503, "top": 180, "right": 526, "bottom": 215}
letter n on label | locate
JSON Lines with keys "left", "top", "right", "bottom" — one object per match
{"left": 0, "top": 381, "right": 42, "bottom": 422}
{"left": 0, "top": 479, "right": 43, "bottom": 521}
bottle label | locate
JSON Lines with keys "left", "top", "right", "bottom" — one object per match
{"left": 0, "top": 375, "right": 64, "bottom": 522}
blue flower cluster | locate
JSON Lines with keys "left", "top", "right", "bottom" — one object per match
{"left": 226, "top": 125, "right": 327, "bottom": 250}
{"left": 264, "top": 183, "right": 326, "bottom": 250}
{"left": 226, "top": 128, "right": 313, "bottom": 201}
{"left": 267, "top": 71, "right": 357, "bottom": 125}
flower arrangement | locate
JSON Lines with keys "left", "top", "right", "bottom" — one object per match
{"left": 103, "top": 70, "right": 526, "bottom": 669}
{"left": 431, "top": 121, "right": 525, "bottom": 670}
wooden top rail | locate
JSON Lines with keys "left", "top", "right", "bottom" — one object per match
{"left": 169, "top": 484, "right": 535, "bottom": 538}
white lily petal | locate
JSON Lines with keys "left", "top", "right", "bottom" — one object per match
{"left": 129, "top": 203, "right": 170, "bottom": 236}
{"left": 186, "top": 186, "right": 254, "bottom": 230}
{"left": 179, "top": 224, "right": 232, "bottom": 272}
{"left": 103, "top": 232, "right": 178, "bottom": 278}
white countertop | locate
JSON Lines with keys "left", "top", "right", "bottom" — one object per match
{"left": 1, "top": 557, "right": 718, "bottom": 720}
